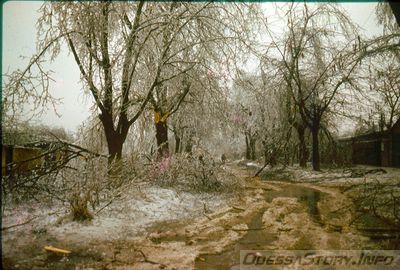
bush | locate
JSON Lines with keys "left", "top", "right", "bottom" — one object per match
{"left": 148, "top": 153, "right": 241, "bottom": 193}
{"left": 69, "top": 192, "right": 93, "bottom": 221}
{"left": 2, "top": 152, "right": 143, "bottom": 222}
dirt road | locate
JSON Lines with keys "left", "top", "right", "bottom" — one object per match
{"left": 2, "top": 164, "right": 392, "bottom": 270}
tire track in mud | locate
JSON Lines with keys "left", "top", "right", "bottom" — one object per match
{"left": 3, "top": 164, "right": 392, "bottom": 270}
{"left": 194, "top": 183, "right": 327, "bottom": 270}
{"left": 192, "top": 165, "right": 382, "bottom": 270}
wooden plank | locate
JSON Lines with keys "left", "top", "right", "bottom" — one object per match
{"left": 44, "top": 246, "right": 71, "bottom": 255}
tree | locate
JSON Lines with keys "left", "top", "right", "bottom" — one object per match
{"left": 261, "top": 56, "right": 309, "bottom": 167}
{"left": 367, "top": 54, "right": 400, "bottom": 129}
{"left": 144, "top": 3, "right": 260, "bottom": 158}
{"left": 265, "top": 3, "right": 373, "bottom": 170}
{"left": 377, "top": 1, "right": 400, "bottom": 30}
{"left": 232, "top": 72, "right": 259, "bottom": 160}
{"left": 3, "top": 2, "right": 261, "bottom": 163}
{"left": 233, "top": 65, "right": 296, "bottom": 166}
{"left": 2, "top": 119, "right": 72, "bottom": 146}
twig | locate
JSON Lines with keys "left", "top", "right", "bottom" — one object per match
{"left": 254, "top": 163, "right": 269, "bottom": 177}
{"left": 137, "top": 249, "right": 166, "bottom": 267}
{"left": 230, "top": 226, "right": 267, "bottom": 232}
{"left": 203, "top": 213, "right": 212, "bottom": 220}
{"left": 1, "top": 216, "right": 37, "bottom": 231}
{"left": 329, "top": 204, "right": 353, "bottom": 214}
{"left": 231, "top": 206, "right": 246, "bottom": 211}
{"left": 95, "top": 196, "right": 119, "bottom": 215}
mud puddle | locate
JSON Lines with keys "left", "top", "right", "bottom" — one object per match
{"left": 195, "top": 185, "right": 324, "bottom": 270}
{"left": 264, "top": 185, "right": 323, "bottom": 224}
{"left": 352, "top": 212, "right": 400, "bottom": 249}
{"left": 195, "top": 207, "right": 277, "bottom": 270}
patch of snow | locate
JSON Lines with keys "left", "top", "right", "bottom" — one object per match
{"left": 246, "top": 162, "right": 261, "bottom": 168}
{"left": 3, "top": 184, "right": 231, "bottom": 244}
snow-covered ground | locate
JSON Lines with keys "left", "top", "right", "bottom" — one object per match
{"left": 2, "top": 183, "right": 232, "bottom": 245}
{"left": 2, "top": 163, "right": 398, "bottom": 269}
{"left": 253, "top": 162, "right": 400, "bottom": 186}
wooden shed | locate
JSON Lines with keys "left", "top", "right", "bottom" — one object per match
{"left": 2, "top": 144, "right": 43, "bottom": 176}
{"left": 350, "top": 119, "right": 400, "bottom": 168}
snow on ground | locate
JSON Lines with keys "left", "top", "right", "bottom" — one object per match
{"left": 2, "top": 183, "right": 232, "bottom": 244}
{"left": 255, "top": 162, "right": 400, "bottom": 187}
{"left": 295, "top": 166, "right": 400, "bottom": 187}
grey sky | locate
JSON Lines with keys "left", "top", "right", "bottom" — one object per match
{"left": 2, "top": 1, "right": 384, "bottom": 133}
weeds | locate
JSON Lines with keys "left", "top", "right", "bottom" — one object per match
{"left": 148, "top": 153, "right": 241, "bottom": 193}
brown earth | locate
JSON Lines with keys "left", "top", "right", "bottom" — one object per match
{"left": 1, "top": 165, "right": 389, "bottom": 270}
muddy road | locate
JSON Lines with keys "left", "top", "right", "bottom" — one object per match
{"left": 2, "top": 164, "right": 398, "bottom": 269}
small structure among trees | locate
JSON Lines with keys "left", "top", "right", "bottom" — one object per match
{"left": 2, "top": 145, "right": 43, "bottom": 177}
{"left": 348, "top": 119, "right": 400, "bottom": 167}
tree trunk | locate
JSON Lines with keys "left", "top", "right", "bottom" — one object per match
{"left": 184, "top": 130, "right": 194, "bottom": 154}
{"left": 311, "top": 124, "right": 320, "bottom": 171}
{"left": 175, "top": 134, "right": 181, "bottom": 154}
{"left": 263, "top": 141, "right": 268, "bottom": 165}
{"left": 245, "top": 134, "right": 250, "bottom": 160}
{"left": 155, "top": 120, "right": 169, "bottom": 158}
{"left": 249, "top": 137, "right": 256, "bottom": 160}
{"left": 245, "top": 131, "right": 256, "bottom": 160}
{"left": 296, "top": 125, "right": 308, "bottom": 168}
{"left": 263, "top": 141, "right": 277, "bottom": 167}
{"left": 172, "top": 127, "right": 181, "bottom": 154}
{"left": 99, "top": 112, "right": 129, "bottom": 169}
{"left": 107, "top": 135, "right": 124, "bottom": 162}
{"left": 100, "top": 113, "right": 122, "bottom": 163}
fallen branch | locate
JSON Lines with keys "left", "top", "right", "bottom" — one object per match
{"left": 203, "top": 213, "right": 212, "bottom": 220}
{"left": 230, "top": 226, "right": 267, "bottom": 232}
{"left": 231, "top": 205, "right": 246, "bottom": 211}
{"left": 1, "top": 216, "right": 37, "bottom": 231}
{"left": 95, "top": 201, "right": 113, "bottom": 215}
{"left": 137, "top": 249, "right": 166, "bottom": 267}
{"left": 254, "top": 163, "right": 269, "bottom": 177}
{"left": 329, "top": 204, "right": 353, "bottom": 214}
{"left": 95, "top": 195, "right": 120, "bottom": 215}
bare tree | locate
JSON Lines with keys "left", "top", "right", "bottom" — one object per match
{"left": 145, "top": 3, "right": 261, "bottom": 158}
{"left": 3, "top": 2, "right": 261, "bottom": 163}
{"left": 264, "top": 3, "right": 388, "bottom": 170}
{"left": 377, "top": 1, "right": 400, "bottom": 30}
{"left": 367, "top": 54, "right": 400, "bottom": 129}
{"left": 5, "top": 1, "right": 255, "bottom": 163}
{"left": 232, "top": 72, "right": 259, "bottom": 160}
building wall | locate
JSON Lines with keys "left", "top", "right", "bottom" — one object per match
{"left": 392, "top": 126, "right": 400, "bottom": 168}
{"left": 352, "top": 139, "right": 381, "bottom": 166}
{"left": 381, "top": 138, "right": 392, "bottom": 167}
{"left": 2, "top": 145, "right": 43, "bottom": 176}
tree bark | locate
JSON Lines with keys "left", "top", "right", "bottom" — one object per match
{"left": 245, "top": 131, "right": 256, "bottom": 160}
{"left": 311, "top": 124, "right": 320, "bottom": 171}
{"left": 108, "top": 137, "right": 123, "bottom": 161}
{"left": 99, "top": 112, "right": 128, "bottom": 166}
{"left": 245, "top": 134, "right": 250, "bottom": 160}
{"left": 249, "top": 137, "right": 256, "bottom": 160}
{"left": 184, "top": 130, "right": 194, "bottom": 154}
{"left": 172, "top": 126, "right": 181, "bottom": 154}
{"left": 296, "top": 124, "right": 308, "bottom": 168}
{"left": 174, "top": 134, "right": 181, "bottom": 154}
{"left": 263, "top": 142, "right": 268, "bottom": 165}
{"left": 155, "top": 114, "right": 169, "bottom": 158}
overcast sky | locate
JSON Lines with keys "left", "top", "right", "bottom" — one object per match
{"left": 2, "top": 1, "right": 384, "bottom": 133}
